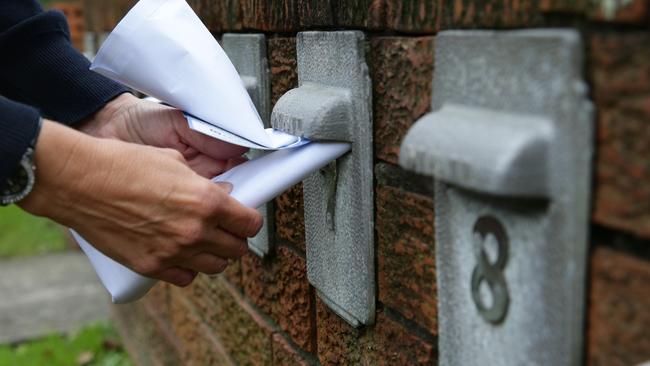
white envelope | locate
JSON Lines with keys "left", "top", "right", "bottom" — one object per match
{"left": 74, "top": 142, "right": 350, "bottom": 303}
{"left": 90, "top": 0, "right": 298, "bottom": 149}
{"left": 77, "top": 0, "right": 353, "bottom": 303}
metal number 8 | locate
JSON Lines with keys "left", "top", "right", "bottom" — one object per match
{"left": 471, "top": 215, "right": 509, "bottom": 324}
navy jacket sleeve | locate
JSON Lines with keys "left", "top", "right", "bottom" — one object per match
{"left": 0, "top": 0, "right": 128, "bottom": 190}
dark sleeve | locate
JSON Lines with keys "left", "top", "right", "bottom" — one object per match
{"left": 0, "top": 96, "right": 40, "bottom": 190}
{"left": 0, "top": 1, "right": 128, "bottom": 190}
{"left": 0, "top": 0, "right": 128, "bottom": 125}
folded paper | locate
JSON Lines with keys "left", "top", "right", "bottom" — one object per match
{"left": 90, "top": 0, "right": 299, "bottom": 149}
{"left": 75, "top": 0, "right": 351, "bottom": 302}
{"left": 73, "top": 142, "right": 349, "bottom": 303}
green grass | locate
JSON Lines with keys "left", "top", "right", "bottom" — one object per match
{"left": 0, "top": 323, "right": 133, "bottom": 366}
{"left": 0, "top": 205, "right": 67, "bottom": 258}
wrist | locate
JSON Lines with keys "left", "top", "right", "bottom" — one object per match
{"left": 1, "top": 118, "right": 43, "bottom": 206}
{"left": 77, "top": 92, "right": 139, "bottom": 140}
{"left": 18, "top": 120, "right": 95, "bottom": 222}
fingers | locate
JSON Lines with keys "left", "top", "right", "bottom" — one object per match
{"left": 199, "top": 226, "right": 249, "bottom": 259}
{"left": 173, "top": 115, "right": 249, "bottom": 160}
{"left": 156, "top": 267, "right": 197, "bottom": 287}
{"left": 208, "top": 188, "right": 263, "bottom": 238}
{"left": 181, "top": 253, "right": 229, "bottom": 275}
{"left": 201, "top": 182, "right": 263, "bottom": 238}
{"left": 186, "top": 154, "right": 229, "bottom": 178}
{"left": 226, "top": 156, "right": 248, "bottom": 170}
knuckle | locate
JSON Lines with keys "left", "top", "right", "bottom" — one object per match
{"left": 206, "top": 257, "right": 228, "bottom": 274}
{"left": 174, "top": 275, "right": 195, "bottom": 287}
{"left": 133, "top": 258, "right": 162, "bottom": 277}
{"left": 171, "top": 149, "right": 184, "bottom": 161}
{"left": 179, "top": 221, "right": 205, "bottom": 245}
{"left": 244, "top": 212, "right": 263, "bottom": 237}
{"left": 160, "top": 244, "right": 183, "bottom": 260}
{"left": 215, "top": 260, "right": 229, "bottom": 273}
{"left": 196, "top": 184, "right": 221, "bottom": 215}
{"left": 164, "top": 148, "right": 185, "bottom": 162}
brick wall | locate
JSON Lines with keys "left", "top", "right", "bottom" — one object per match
{"left": 103, "top": 1, "right": 650, "bottom": 365}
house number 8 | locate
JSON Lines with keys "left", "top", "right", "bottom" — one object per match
{"left": 471, "top": 215, "right": 509, "bottom": 324}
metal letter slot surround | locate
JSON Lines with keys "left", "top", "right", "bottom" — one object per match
{"left": 400, "top": 30, "right": 593, "bottom": 365}
{"left": 221, "top": 34, "right": 273, "bottom": 257}
{"left": 272, "top": 31, "right": 374, "bottom": 326}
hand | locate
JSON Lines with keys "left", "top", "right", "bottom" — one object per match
{"left": 79, "top": 93, "right": 247, "bottom": 178}
{"left": 20, "top": 121, "right": 263, "bottom": 286}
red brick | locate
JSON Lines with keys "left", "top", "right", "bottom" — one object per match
{"left": 268, "top": 37, "right": 307, "bottom": 251}
{"left": 370, "top": 37, "right": 434, "bottom": 164}
{"left": 271, "top": 247, "right": 315, "bottom": 352}
{"left": 360, "top": 311, "right": 436, "bottom": 365}
{"left": 272, "top": 333, "right": 313, "bottom": 366}
{"left": 376, "top": 184, "right": 437, "bottom": 335}
{"left": 223, "top": 258, "right": 243, "bottom": 289}
{"left": 385, "top": 1, "right": 438, "bottom": 32}
{"left": 298, "top": 1, "right": 335, "bottom": 27}
{"left": 84, "top": 0, "right": 136, "bottom": 32}
{"left": 275, "top": 183, "right": 306, "bottom": 250}
{"left": 111, "top": 302, "right": 182, "bottom": 366}
{"left": 316, "top": 298, "right": 362, "bottom": 365}
{"left": 242, "top": 247, "right": 315, "bottom": 352}
{"left": 242, "top": 253, "right": 274, "bottom": 315}
{"left": 590, "top": 32, "right": 650, "bottom": 239}
{"left": 269, "top": 37, "right": 297, "bottom": 108}
{"left": 179, "top": 276, "right": 275, "bottom": 365}
{"left": 142, "top": 282, "right": 171, "bottom": 323}
{"left": 189, "top": 0, "right": 243, "bottom": 32}
{"left": 437, "top": 0, "right": 544, "bottom": 29}
{"left": 169, "top": 293, "right": 235, "bottom": 365}
{"left": 538, "top": 0, "right": 589, "bottom": 13}
{"left": 240, "top": 0, "right": 299, "bottom": 32}
{"left": 336, "top": 0, "right": 386, "bottom": 29}
{"left": 194, "top": 0, "right": 649, "bottom": 34}
{"left": 586, "top": 247, "right": 650, "bottom": 365}
{"left": 589, "top": 0, "right": 649, "bottom": 23}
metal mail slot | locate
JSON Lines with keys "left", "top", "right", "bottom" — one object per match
{"left": 272, "top": 31, "right": 374, "bottom": 327}
{"left": 221, "top": 33, "right": 273, "bottom": 257}
{"left": 400, "top": 30, "right": 593, "bottom": 365}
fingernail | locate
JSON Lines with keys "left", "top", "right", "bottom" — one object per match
{"left": 181, "top": 272, "right": 197, "bottom": 286}
{"left": 216, "top": 182, "right": 233, "bottom": 193}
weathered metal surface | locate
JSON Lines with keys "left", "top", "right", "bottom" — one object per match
{"left": 272, "top": 31, "right": 374, "bottom": 327}
{"left": 222, "top": 34, "right": 273, "bottom": 257}
{"left": 400, "top": 30, "right": 593, "bottom": 365}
